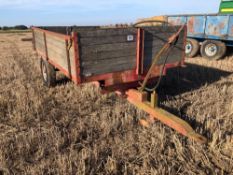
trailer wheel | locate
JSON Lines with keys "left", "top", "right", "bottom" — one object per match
{"left": 40, "top": 59, "right": 56, "bottom": 87}
{"left": 185, "top": 38, "right": 200, "bottom": 58}
{"left": 201, "top": 40, "right": 226, "bottom": 60}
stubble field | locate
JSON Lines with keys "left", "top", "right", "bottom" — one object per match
{"left": 0, "top": 33, "right": 232, "bottom": 174}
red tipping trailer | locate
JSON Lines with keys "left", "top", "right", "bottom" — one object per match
{"left": 32, "top": 25, "right": 207, "bottom": 143}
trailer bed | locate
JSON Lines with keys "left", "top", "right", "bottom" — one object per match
{"left": 32, "top": 25, "right": 186, "bottom": 89}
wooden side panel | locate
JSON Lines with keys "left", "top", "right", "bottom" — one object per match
{"left": 34, "top": 28, "right": 76, "bottom": 78}
{"left": 143, "top": 26, "right": 185, "bottom": 69}
{"left": 45, "top": 34, "right": 69, "bottom": 72}
{"left": 77, "top": 28, "right": 138, "bottom": 77}
{"left": 34, "top": 30, "right": 45, "bottom": 53}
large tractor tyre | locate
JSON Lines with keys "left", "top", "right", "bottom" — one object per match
{"left": 185, "top": 38, "right": 200, "bottom": 58}
{"left": 200, "top": 40, "right": 226, "bottom": 60}
{"left": 40, "top": 59, "right": 56, "bottom": 87}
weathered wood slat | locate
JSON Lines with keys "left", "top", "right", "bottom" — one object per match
{"left": 34, "top": 35, "right": 44, "bottom": 43}
{"left": 79, "top": 35, "right": 137, "bottom": 46}
{"left": 35, "top": 38, "right": 45, "bottom": 47}
{"left": 81, "top": 59, "right": 136, "bottom": 76}
{"left": 46, "top": 42, "right": 66, "bottom": 53}
{"left": 78, "top": 28, "right": 137, "bottom": 38}
{"left": 47, "top": 48, "right": 67, "bottom": 59}
{"left": 81, "top": 49, "right": 136, "bottom": 61}
{"left": 80, "top": 42, "right": 136, "bottom": 55}
{"left": 34, "top": 32, "right": 44, "bottom": 40}
{"left": 81, "top": 56, "right": 136, "bottom": 67}
{"left": 46, "top": 38, "right": 66, "bottom": 49}
{"left": 144, "top": 44, "right": 184, "bottom": 55}
{"left": 46, "top": 34, "right": 66, "bottom": 44}
{"left": 144, "top": 55, "right": 182, "bottom": 66}
{"left": 144, "top": 48, "right": 183, "bottom": 66}
{"left": 35, "top": 42, "right": 45, "bottom": 52}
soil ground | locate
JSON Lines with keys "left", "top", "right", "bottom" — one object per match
{"left": 0, "top": 33, "right": 232, "bottom": 175}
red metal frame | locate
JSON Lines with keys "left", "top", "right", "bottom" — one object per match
{"left": 136, "top": 28, "right": 142, "bottom": 75}
{"left": 136, "top": 28, "right": 145, "bottom": 75}
{"left": 72, "top": 32, "right": 82, "bottom": 84}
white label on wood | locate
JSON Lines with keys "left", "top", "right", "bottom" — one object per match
{"left": 127, "top": 35, "right": 134, "bottom": 41}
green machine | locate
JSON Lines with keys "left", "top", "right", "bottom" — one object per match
{"left": 219, "top": 0, "right": 233, "bottom": 14}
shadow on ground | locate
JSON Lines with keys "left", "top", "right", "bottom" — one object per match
{"left": 153, "top": 63, "right": 232, "bottom": 139}
{"left": 157, "top": 63, "right": 232, "bottom": 97}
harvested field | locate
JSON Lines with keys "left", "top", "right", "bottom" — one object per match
{"left": 0, "top": 33, "right": 232, "bottom": 175}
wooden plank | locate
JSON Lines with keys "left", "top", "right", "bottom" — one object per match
{"left": 35, "top": 42, "right": 45, "bottom": 53}
{"left": 144, "top": 46, "right": 184, "bottom": 57}
{"left": 46, "top": 37, "right": 66, "bottom": 49}
{"left": 143, "top": 48, "right": 183, "bottom": 67}
{"left": 81, "top": 42, "right": 136, "bottom": 55}
{"left": 81, "top": 59, "right": 136, "bottom": 76}
{"left": 46, "top": 47, "right": 67, "bottom": 56}
{"left": 81, "top": 49, "right": 136, "bottom": 61}
{"left": 35, "top": 35, "right": 44, "bottom": 43}
{"left": 46, "top": 42, "right": 67, "bottom": 54}
{"left": 144, "top": 42, "right": 184, "bottom": 50}
{"left": 35, "top": 37, "right": 45, "bottom": 47}
{"left": 48, "top": 52, "right": 68, "bottom": 72}
{"left": 34, "top": 31, "right": 44, "bottom": 39}
{"left": 35, "top": 38, "right": 45, "bottom": 47}
{"left": 46, "top": 34, "right": 66, "bottom": 44}
{"left": 79, "top": 34, "right": 137, "bottom": 46}
{"left": 47, "top": 48, "right": 67, "bottom": 59}
{"left": 81, "top": 55, "right": 136, "bottom": 67}
{"left": 144, "top": 44, "right": 184, "bottom": 54}
{"left": 144, "top": 55, "right": 182, "bottom": 66}
{"left": 78, "top": 28, "right": 137, "bottom": 38}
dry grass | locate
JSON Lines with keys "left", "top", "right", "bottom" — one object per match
{"left": 0, "top": 33, "right": 232, "bottom": 175}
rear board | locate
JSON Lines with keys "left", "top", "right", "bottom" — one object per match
{"left": 77, "top": 28, "right": 138, "bottom": 77}
{"left": 33, "top": 29, "right": 76, "bottom": 78}
{"left": 143, "top": 26, "right": 185, "bottom": 69}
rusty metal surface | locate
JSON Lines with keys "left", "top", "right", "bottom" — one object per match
{"left": 187, "top": 16, "right": 206, "bottom": 38}
{"left": 205, "top": 15, "right": 229, "bottom": 39}
{"left": 167, "top": 14, "right": 233, "bottom": 42}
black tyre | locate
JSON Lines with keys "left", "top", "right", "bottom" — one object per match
{"left": 185, "top": 38, "right": 200, "bottom": 58}
{"left": 201, "top": 40, "right": 226, "bottom": 60}
{"left": 40, "top": 59, "right": 56, "bottom": 87}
